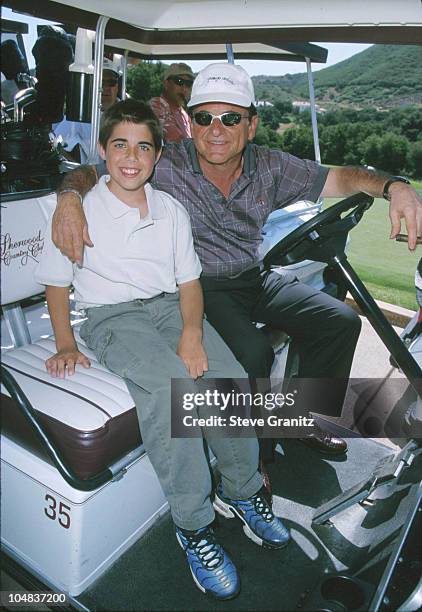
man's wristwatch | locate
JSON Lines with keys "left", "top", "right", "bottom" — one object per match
{"left": 382, "top": 176, "right": 410, "bottom": 201}
{"left": 58, "top": 188, "right": 83, "bottom": 204}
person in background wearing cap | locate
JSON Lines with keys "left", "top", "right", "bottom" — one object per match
{"left": 99, "top": 58, "right": 121, "bottom": 110}
{"left": 149, "top": 62, "right": 194, "bottom": 143}
{"left": 51, "top": 58, "right": 421, "bottom": 532}
{"left": 54, "top": 58, "right": 120, "bottom": 163}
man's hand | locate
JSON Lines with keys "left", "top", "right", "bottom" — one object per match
{"left": 323, "top": 167, "right": 422, "bottom": 250}
{"left": 46, "top": 348, "right": 91, "bottom": 379}
{"left": 52, "top": 192, "right": 93, "bottom": 264}
{"left": 388, "top": 183, "right": 422, "bottom": 251}
{"left": 177, "top": 330, "right": 209, "bottom": 379}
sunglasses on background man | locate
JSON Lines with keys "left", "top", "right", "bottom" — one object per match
{"left": 169, "top": 76, "right": 194, "bottom": 88}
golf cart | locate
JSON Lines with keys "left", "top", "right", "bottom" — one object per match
{"left": 1, "top": 1, "right": 421, "bottom": 610}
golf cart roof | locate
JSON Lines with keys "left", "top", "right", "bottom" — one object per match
{"left": 6, "top": 0, "right": 422, "bottom": 54}
{"left": 4, "top": 1, "right": 330, "bottom": 63}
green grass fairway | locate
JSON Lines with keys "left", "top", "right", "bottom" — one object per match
{"left": 323, "top": 183, "right": 421, "bottom": 310}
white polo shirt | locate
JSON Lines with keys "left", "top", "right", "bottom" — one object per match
{"left": 36, "top": 176, "right": 202, "bottom": 309}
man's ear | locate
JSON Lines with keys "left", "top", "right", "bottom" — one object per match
{"left": 247, "top": 115, "right": 259, "bottom": 141}
{"left": 97, "top": 142, "right": 106, "bottom": 160}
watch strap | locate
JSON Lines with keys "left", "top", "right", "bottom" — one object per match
{"left": 382, "top": 176, "right": 410, "bottom": 201}
{"left": 58, "top": 188, "right": 83, "bottom": 204}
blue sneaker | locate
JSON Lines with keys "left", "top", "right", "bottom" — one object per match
{"left": 213, "top": 484, "right": 290, "bottom": 549}
{"left": 175, "top": 525, "right": 240, "bottom": 600}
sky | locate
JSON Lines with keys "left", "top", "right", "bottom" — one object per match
{"left": 178, "top": 44, "right": 373, "bottom": 77}
{"left": 2, "top": 6, "right": 372, "bottom": 76}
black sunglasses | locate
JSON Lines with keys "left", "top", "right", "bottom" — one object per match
{"left": 192, "top": 111, "right": 249, "bottom": 127}
{"left": 103, "top": 78, "right": 119, "bottom": 87}
{"left": 169, "top": 76, "right": 194, "bottom": 88}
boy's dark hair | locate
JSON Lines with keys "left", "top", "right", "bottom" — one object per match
{"left": 99, "top": 99, "right": 162, "bottom": 151}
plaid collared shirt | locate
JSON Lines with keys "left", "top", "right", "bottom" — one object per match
{"left": 99, "top": 140, "right": 328, "bottom": 278}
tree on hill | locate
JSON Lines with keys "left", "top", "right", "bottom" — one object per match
{"left": 254, "top": 123, "right": 283, "bottom": 149}
{"left": 359, "top": 133, "right": 409, "bottom": 175}
{"left": 257, "top": 106, "right": 283, "bottom": 130}
{"left": 256, "top": 104, "right": 420, "bottom": 177}
{"left": 279, "top": 125, "right": 315, "bottom": 160}
{"left": 407, "top": 141, "right": 422, "bottom": 179}
{"left": 126, "top": 61, "right": 166, "bottom": 101}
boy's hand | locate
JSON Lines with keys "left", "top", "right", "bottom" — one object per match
{"left": 46, "top": 348, "right": 91, "bottom": 379}
{"left": 177, "top": 332, "right": 209, "bottom": 379}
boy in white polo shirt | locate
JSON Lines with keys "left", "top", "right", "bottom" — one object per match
{"left": 36, "top": 99, "right": 290, "bottom": 601}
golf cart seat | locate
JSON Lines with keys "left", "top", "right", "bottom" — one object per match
{"left": 2, "top": 332, "right": 141, "bottom": 479}
{"left": 1, "top": 194, "right": 141, "bottom": 479}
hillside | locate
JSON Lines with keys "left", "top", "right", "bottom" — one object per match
{"left": 253, "top": 45, "right": 422, "bottom": 109}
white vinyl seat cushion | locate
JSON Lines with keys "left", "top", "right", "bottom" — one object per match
{"left": 1, "top": 328, "right": 141, "bottom": 478}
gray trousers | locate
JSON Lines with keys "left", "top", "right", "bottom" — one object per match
{"left": 79, "top": 293, "right": 262, "bottom": 530}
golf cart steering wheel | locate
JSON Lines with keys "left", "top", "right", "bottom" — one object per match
{"left": 263, "top": 193, "right": 374, "bottom": 269}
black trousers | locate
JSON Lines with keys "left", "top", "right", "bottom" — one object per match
{"left": 201, "top": 268, "right": 361, "bottom": 417}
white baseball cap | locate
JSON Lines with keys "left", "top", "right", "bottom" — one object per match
{"left": 187, "top": 63, "right": 255, "bottom": 109}
{"left": 103, "top": 57, "right": 119, "bottom": 75}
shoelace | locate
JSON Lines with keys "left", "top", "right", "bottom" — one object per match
{"left": 249, "top": 494, "right": 275, "bottom": 522}
{"left": 185, "top": 528, "right": 223, "bottom": 569}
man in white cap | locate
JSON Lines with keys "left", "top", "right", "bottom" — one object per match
{"left": 51, "top": 61, "right": 421, "bottom": 592}
{"left": 54, "top": 58, "right": 120, "bottom": 163}
{"left": 149, "top": 62, "right": 194, "bottom": 142}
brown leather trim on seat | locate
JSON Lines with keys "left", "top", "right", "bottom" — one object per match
{"left": 1, "top": 394, "right": 142, "bottom": 479}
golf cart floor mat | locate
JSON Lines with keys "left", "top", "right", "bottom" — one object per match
{"left": 77, "top": 438, "right": 421, "bottom": 611}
